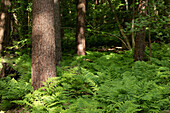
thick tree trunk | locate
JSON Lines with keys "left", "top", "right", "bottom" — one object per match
{"left": 134, "top": 0, "right": 146, "bottom": 61}
{"left": 134, "top": 28, "right": 146, "bottom": 61}
{"left": 0, "top": 0, "right": 11, "bottom": 78}
{"left": 54, "top": 0, "right": 62, "bottom": 65}
{"left": 31, "top": 0, "right": 57, "bottom": 90}
{"left": 76, "top": 0, "right": 86, "bottom": 56}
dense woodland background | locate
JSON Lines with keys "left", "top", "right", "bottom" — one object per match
{"left": 0, "top": 0, "right": 170, "bottom": 112}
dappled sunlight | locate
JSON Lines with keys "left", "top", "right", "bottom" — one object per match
{"left": 78, "top": 3, "right": 86, "bottom": 13}
{"left": 0, "top": 0, "right": 169, "bottom": 112}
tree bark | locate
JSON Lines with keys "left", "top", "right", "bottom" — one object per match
{"left": 54, "top": 0, "right": 62, "bottom": 65}
{"left": 125, "top": 0, "right": 128, "bottom": 10}
{"left": 95, "top": 0, "right": 99, "bottom": 5}
{"left": 131, "top": 0, "right": 135, "bottom": 48}
{"left": 76, "top": 0, "right": 86, "bottom": 56}
{"left": 31, "top": 0, "right": 57, "bottom": 90}
{"left": 134, "top": 0, "right": 146, "bottom": 61}
{"left": 0, "top": 0, "right": 11, "bottom": 78}
{"left": 134, "top": 28, "right": 146, "bottom": 61}
{"left": 148, "top": 0, "right": 152, "bottom": 64}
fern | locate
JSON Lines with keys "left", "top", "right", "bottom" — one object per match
{"left": 0, "top": 78, "right": 33, "bottom": 110}
{"left": 1, "top": 43, "right": 169, "bottom": 112}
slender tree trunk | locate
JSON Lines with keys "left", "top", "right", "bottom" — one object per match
{"left": 31, "top": 0, "right": 57, "bottom": 90}
{"left": 153, "top": 0, "right": 158, "bottom": 16}
{"left": 10, "top": 1, "right": 18, "bottom": 41}
{"left": 125, "top": 0, "right": 128, "bottom": 10}
{"left": 131, "top": 0, "right": 135, "bottom": 48}
{"left": 107, "top": 0, "right": 131, "bottom": 50}
{"left": 54, "top": 0, "right": 62, "bottom": 65}
{"left": 148, "top": 26, "right": 152, "bottom": 64}
{"left": 95, "top": 0, "right": 99, "bottom": 5}
{"left": 0, "top": 0, "right": 11, "bottom": 78}
{"left": 134, "top": 0, "right": 146, "bottom": 61}
{"left": 76, "top": 0, "right": 86, "bottom": 56}
{"left": 148, "top": 0, "right": 152, "bottom": 64}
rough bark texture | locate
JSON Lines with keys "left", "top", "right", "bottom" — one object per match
{"left": 134, "top": 0, "right": 146, "bottom": 61}
{"left": 31, "top": 0, "right": 57, "bottom": 90}
{"left": 134, "top": 28, "right": 146, "bottom": 61}
{"left": 76, "top": 0, "right": 86, "bottom": 56}
{"left": 54, "top": 0, "right": 62, "bottom": 65}
{"left": 0, "top": 0, "right": 11, "bottom": 78}
{"left": 131, "top": 0, "right": 135, "bottom": 48}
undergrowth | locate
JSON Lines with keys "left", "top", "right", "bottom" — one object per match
{"left": 0, "top": 43, "right": 170, "bottom": 112}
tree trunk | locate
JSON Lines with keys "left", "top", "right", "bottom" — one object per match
{"left": 76, "top": 0, "right": 86, "bottom": 56}
{"left": 134, "top": 28, "right": 146, "bottom": 61}
{"left": 148, "top": 0, "right": 152, "bottom": 64}
{"left": 54, "top": 0, "right": 62, "bottom": 65}
{"left": 131, "top": 0, "right": 135, "bottom": 48}
{"left": 0, "top": 0, "right": 11, "bottom": 78}
{"left": 107, "top": 0, "right": 131, "bottom": 50}
{"left": 134, "top": 0, "right": 146, "bottom": 61}
{"left": 125, "top": 0, "right": 128, "bottom": 10}
{"left": 31, "top": 0, "right": 57, "bottom": 90}
{"left": 95, "top": 0, "right": 99, "bottom": 5}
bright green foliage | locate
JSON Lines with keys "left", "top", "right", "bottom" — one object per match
{"left": 11, "top": 54, "right": 31, "bottom": 82}
{"left": 0, "top": 54, "right": 32, "bottom": 110}
{"left": 150, "top": 43, "right": 170, "bottom": 61}
{"left": 0, "top": 77, "right": 33, "bottom": 110}
{"left": 0, "top": 43, "right": 167, "bottom": 112}
{"left": 96, "top": 62, "right": 170, "bottom": 112}
{"left": 13, "top": 67, "right": 99, "bottom": 112}
{"left": 63, "top": 98, "right": 103, "bottom": 113}
{"left": 125, "top": 0, "right": 169, "bottom": 43}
